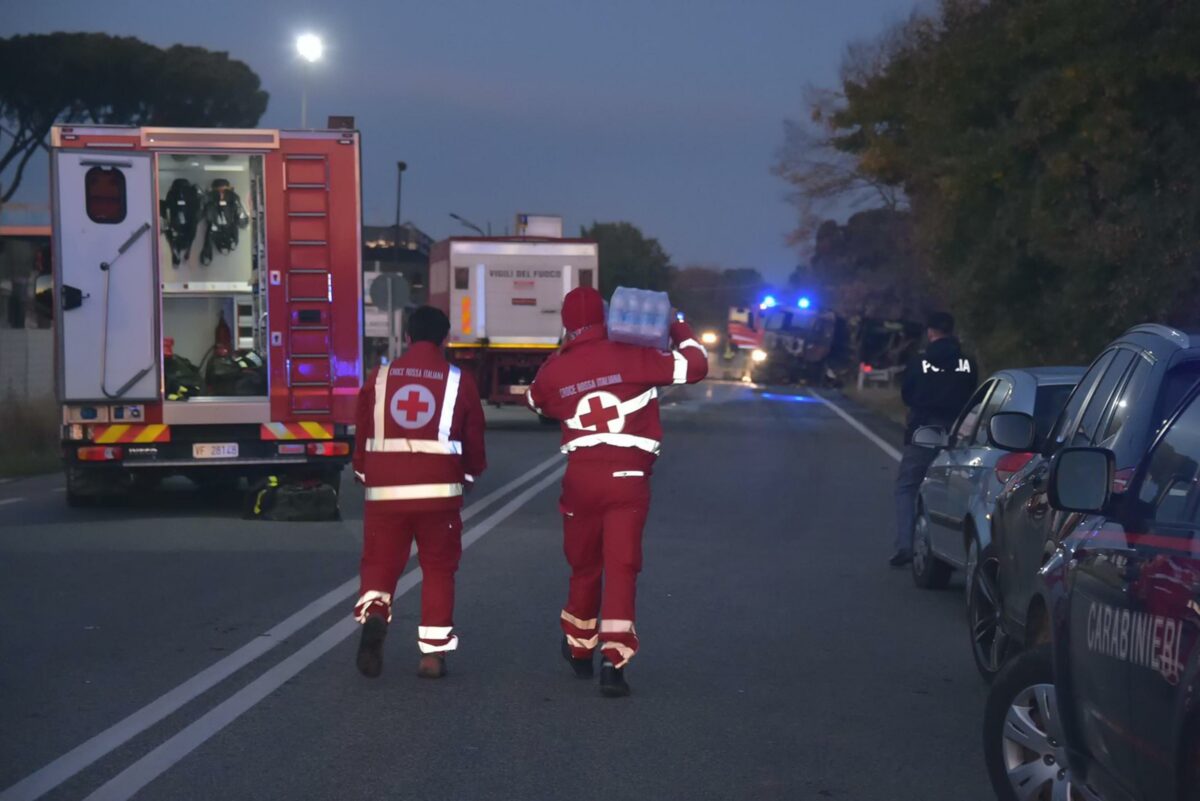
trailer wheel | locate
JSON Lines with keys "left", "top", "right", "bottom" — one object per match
{"left": 65, "top": 467, "right": 99, "bottom": 507}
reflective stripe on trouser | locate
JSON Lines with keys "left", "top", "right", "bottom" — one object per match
{"left": 561, "top": 609, "right": 598, "bottom": 654}
{"left": 418, "top": 625, "right": 459, "bottom": 654}
{"left": 356, "top": 506, "right": 463, "bottom": 649}
{"left": 559, "top": 460, "right": 649, "bottom": 666}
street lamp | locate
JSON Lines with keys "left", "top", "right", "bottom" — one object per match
{"left": 295, "top": 33, "right": 324, "bottom": 127}
{"left": 449, "top": 212, "right": 486, "bottom": 237}
{"left": 395, "top": 161, "right": 407, "bottom": 248}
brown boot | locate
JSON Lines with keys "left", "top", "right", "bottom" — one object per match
{"left": 417, "top": 653, "right": 447, "bottom": 679}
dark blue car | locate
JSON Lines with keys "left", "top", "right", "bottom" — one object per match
{"left": 982, "top": 380, "right": 1200, "bottom": 800}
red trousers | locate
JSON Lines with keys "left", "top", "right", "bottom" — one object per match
{"left": 355, "top": 504, "right": 462, "bottom": 653}
{"left": 558, "top": 459, "right": 650, "bottom": 668}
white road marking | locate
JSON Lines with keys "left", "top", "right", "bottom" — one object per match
{"left": 81, "top": 464, "right": 567, "bottom": 801}
{"left": 0, "top": 452, "right": 564, "bottom": 801}
{"left": 807, "top": 392, "right": 902, "bottom": 463}
{"left": 0, "top": 498, "right": 24, "bottom": 508}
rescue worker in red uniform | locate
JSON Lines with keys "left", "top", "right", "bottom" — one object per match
{"left": 352, "top": 306, "right": 486, "bottom": 679}
{"left": 527, "top": 287, "right": 708, "bottom": 696}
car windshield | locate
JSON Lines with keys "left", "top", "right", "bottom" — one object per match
{"left": 1033, "top": 383, "right": 1076, "bottom": 446}
{"left": 1153, "top": 360, "right": 1200, "bottom": 434}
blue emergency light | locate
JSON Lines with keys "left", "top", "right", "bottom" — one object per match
{"left": 759, "top": 295, "right": 777, "bottom": 311}
{"left": 797, "top": 296, "right": 811, "bottom": 309}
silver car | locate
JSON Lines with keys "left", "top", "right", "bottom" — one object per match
{"left": 909, "top": 367, "right": 1083, "bottom": 680}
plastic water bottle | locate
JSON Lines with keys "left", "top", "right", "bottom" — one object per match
{"left": 608, "top": 286, "right": 672, "bottom": 350}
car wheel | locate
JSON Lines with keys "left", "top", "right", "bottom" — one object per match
{"left": 967, "top": 537, "right": 1008, "bottom": 683}
{"left": 911, "top": 505, "right": 952, "bottom": 589}
{"left": 983, "top": 645, "right": 1104, "bottom": 801}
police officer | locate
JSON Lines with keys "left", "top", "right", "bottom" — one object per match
{"left": 352, "top": 306, "right": 487, "bottom": 678}
{"left": 891, "top": 311, "right": 976, "bottom": 567}
{"left": 526, "top": 287, "right": 708, "bottom": 697}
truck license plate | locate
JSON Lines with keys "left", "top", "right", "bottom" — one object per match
{"left": 193, "top": 443, "right": 239, "bottom": 459}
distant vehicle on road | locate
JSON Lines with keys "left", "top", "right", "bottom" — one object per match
{"left": 429, "top": 227, "right": 598, "bottom": 406}
{"left": 986, "top": 325, "right": 1200, "bottom": 680}
{"left": 983, "top": 383, "right": 1200, "bottom": 801}
{"left": 909, "top": 367, "right": 1083, "bottom": 680}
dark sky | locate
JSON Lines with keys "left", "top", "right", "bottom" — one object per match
{"left": 3, "top": 0, "right": 916, "bottom": 280}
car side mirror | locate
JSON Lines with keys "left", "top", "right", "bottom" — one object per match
{"left": 1048, "top": 447, "right": 1113, "bottom": 513}
{"left": 989, "top": 412, "right": 1036, "bottom": 452}
{"left": 911, "top": 425, "right": 948, "bottom": 449}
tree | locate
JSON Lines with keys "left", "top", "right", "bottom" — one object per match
{"left": 799, "top": 0, "right": 1200, "bottom": 368}
{"left": 668, "top": 265, "right": 769, "bottom": 328}
{"left": 791, "top": 208, "right": 933, "bottom": 321}
{"left": 0, "top": 33, "right": 268, "bottom": 202}
{"left": 581, "top": 221, "right": 672, "bottom": 298}
{"left": 773, "top": 93, "right": 906, "bottom": 249}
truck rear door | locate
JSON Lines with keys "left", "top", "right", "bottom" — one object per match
{"left": 52, "top": 151, "right": 159, "bottom": 401}
{"left": 484, "top": 261, "right": 570, "bottom": 344}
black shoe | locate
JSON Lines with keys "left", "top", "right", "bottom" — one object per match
{"left": 356, "top": 615, "right": 387, "bottom": 678}
{"left": 561, "top": 635, "right": 594, "bottom": 679}
{"left": 599, "top": 660, "right": 631, "bottom": 698}
{"left": 889, "top": 549, "right": 913, "bottom": 568}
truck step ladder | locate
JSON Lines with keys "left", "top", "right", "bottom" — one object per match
{"left": 283, "top": 154, "right": 334, "bottom": 416}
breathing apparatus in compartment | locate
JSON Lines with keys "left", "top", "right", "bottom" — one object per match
{"left": 199, "top": 178, "right": 250, "bottom": 265}
{"left": 159, "top": 178, "right": 203, "bottom": 267}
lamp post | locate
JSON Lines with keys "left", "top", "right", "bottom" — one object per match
{"left": 449, "top": 212, "right": 486, "bottom": 237}
{"left": 394, "top": 161, "right": 407, "bottom": 250}
{"left": 295, "top": 33, "right": 324, "bottom": 127}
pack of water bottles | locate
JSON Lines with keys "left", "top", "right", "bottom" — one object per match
{"left": 607, "top": 286, "right": 673, "bottom": 350}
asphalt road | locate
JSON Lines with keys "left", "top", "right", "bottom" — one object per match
{"left": 0, "top": 383, "right": 991, "bottom": 801}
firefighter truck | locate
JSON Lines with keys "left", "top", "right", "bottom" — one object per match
{"left": 49, "top": 124, "right": 361, "bottom": 505}
{"left": 429, "top": 222, "right": 599, "bottom": 405}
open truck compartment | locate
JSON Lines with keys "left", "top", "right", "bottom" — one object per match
{"left": 429, "top": 236, "right": 598, "bottom": 404}
{"left": 50, "top": 125, "right": 362, "bottom": 503}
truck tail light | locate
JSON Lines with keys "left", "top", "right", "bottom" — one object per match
{"left": 78, "top": 446, "right": 123, "bottom": 462}
{"left": 307, "top": 442, "right": 350, "bottom": 457}
{"left": 995, "top": 452, "right": 1034, "bottom": 484}
{"left": 278, "top": 443, "right": 306, "bottom": 455}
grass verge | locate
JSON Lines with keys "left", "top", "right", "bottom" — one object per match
{"left": 0, "top": 395, "right": 61, "bottom": 478}
{"left": 841, "top": 383, "right": 907, "bottom": 428}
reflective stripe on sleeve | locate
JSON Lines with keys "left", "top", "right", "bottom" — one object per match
{"left": 677, "top": 338, "right": 709, "bottom": 358}
{"left": 438, "top": 366, "right": 461, "bottom": 442}
{"left": 365, "top": 483, "right": 464, "bottom": 501}
{"left": 526, "top": 388, "right": 543, "bottom": 415}
{"left": 672, "top": 351, "right": 688, "bottom": 384}
{"left": 612, "top": 470, "right": 645, "bottom": 478}
{"left": 365, "top": 438, "right": 463, "bottom": 454}
{"left": 562, "top": 432, "right": 661, "bottom": 455}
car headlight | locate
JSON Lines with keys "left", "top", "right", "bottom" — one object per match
{"left": 751, "top": 349, "right": 767, "bottom": 363}
{"left": 700, "top": 331, "right": 719, "bottom": 346}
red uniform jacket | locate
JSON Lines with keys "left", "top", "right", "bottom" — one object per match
{"left": 353, "top": 341, "right": 486, "bottom": 511}
{"left": 526, "top": 321, "right": 708, "bottom": 469}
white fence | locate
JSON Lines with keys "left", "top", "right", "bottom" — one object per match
{"left": 0, "top": 329, "right": 54, "bottom": 399}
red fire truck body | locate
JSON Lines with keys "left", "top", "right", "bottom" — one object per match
{"left": 50, "top": 125, "right": 362, "bottom": 503}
